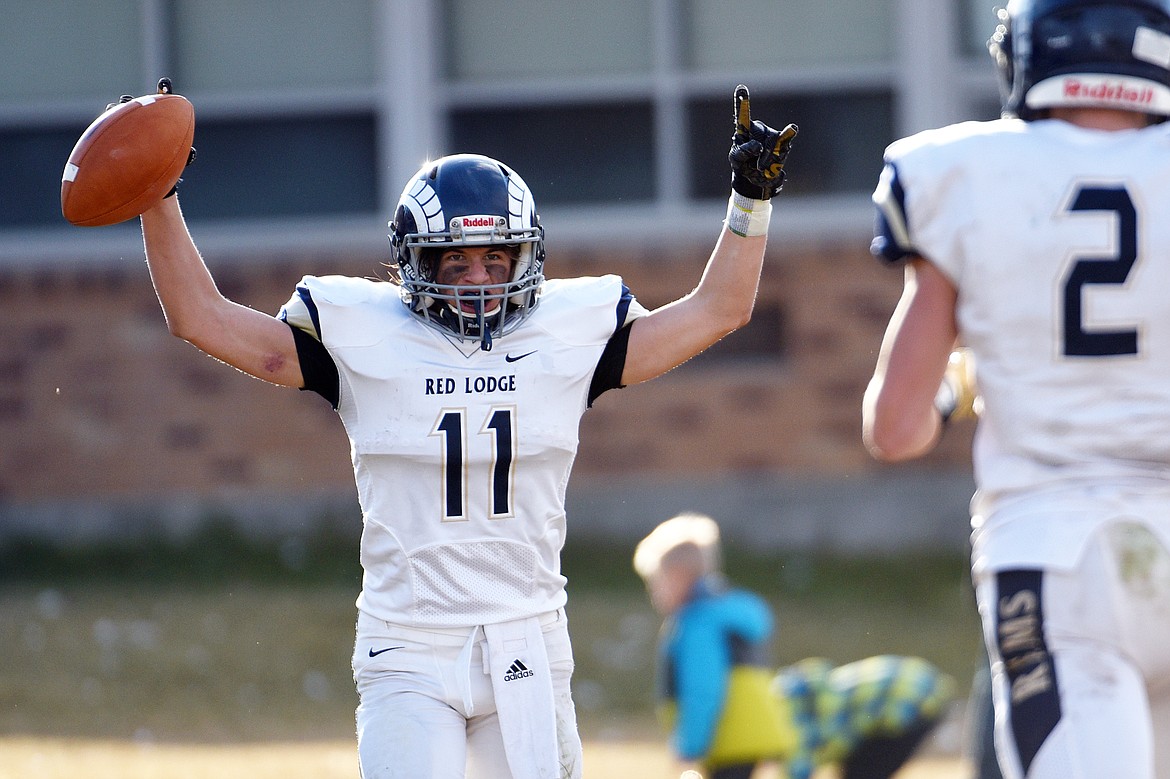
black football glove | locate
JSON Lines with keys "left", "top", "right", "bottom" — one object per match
{"left": 728, "top": 85, "right": 798, "bottom": 200}
{"left": 105, "top": 94, "right": 134, "bottom": 112}
{"left": 156, "top": 77, "right": 196, "bottom": 198}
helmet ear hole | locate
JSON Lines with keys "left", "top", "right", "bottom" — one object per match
{"left": 418, "top": 247, "right": 441, "bottom": 283}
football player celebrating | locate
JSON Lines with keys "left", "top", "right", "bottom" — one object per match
{"left": 862, "top": 1, "right": 1170, "bottom": 778}
{"left": 137, "top": 86, "right": 795, "bottom": 779}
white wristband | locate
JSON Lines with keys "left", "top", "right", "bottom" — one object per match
{"left": 725, "top": 191, "right": 772, "bottom": 237}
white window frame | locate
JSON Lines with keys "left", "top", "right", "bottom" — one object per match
{"left": 0, "top": 0, "right": 1001, "bottom": 263}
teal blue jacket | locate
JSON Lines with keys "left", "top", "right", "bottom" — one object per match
{"left": 655, "top": 575, "right": 774, "bottom": 761}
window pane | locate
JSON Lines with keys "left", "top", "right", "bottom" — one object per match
{"left": 0, "top": 2, "right": 142, "bottom": 100}
{"left": 178, "top": 115, "right": 378, "bottom": 220}
{"left": 0, "top": 126, "right": 94, "bottom": 227}
{"left": 683, "top": 0, "right": 894, "bottom": 68}
{"left": 0, "top": 115, "right": 379, "bottom": 227}
{"left": 449, "top": 103, "right": 655, "bottom": 205}
{"left": 442, "top": 0, "right": 653, "bottom": 79}
{"left": 687, "top": 91, "right": 893, "bottom": 198}
{"left": 960, "top": 0, "right": 1001, "bottom": 59}
{"left": 173, "top": 0, "right": 375, "bottom": 90}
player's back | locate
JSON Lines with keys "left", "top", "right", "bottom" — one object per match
{"left": 880, "top": 118, "right": 1170, "bottom": 500}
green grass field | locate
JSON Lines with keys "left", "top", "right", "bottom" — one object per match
{"left": 0, "top": 531, "right": 981, "bottom": 777}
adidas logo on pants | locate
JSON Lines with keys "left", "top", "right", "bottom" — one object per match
{"left": 504, "top": 659, "right": 534, "bottom": 681}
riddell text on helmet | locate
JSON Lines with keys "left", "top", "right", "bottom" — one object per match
{"left": 1062, "top": 77, "right": 1155, "bottom": 105}
{"left": 461, "top": 216, "right": 502, "bottom": 228}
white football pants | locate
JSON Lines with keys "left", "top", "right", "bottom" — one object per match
{"left": 351, "top": 609, "right": 582, "bottom": 778}
{"left": 976, "top": 519, "right": 1170, "bottom": 779}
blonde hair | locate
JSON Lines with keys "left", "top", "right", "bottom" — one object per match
{"left": 633, "top": 512, "right": 722, "bottom": 581}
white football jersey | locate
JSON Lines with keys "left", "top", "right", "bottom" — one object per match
{"left": 282, "top": 274, "right": 645, "bottom": 627}
{"left": 875, "top": 118, "right": 1170, "bottom": 565}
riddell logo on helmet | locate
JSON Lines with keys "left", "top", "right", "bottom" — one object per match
{"left": 460, "top": 216, "right": 501, "bottom": 229}
{"left": 1062, "top": 77, "right": 1154, "bottom": 106}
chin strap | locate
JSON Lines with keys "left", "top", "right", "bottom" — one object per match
{"left": 473, "top": 299, "right": 493, "bottom": 352}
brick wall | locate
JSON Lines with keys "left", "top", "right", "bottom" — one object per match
{"left": 0, "top": 237, "right": 973, "bottom": 509}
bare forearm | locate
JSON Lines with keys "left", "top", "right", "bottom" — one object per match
{"left": 139, "top": 198, "right": 303, "bottom": 386}
{"left": 694, "top": 226, "right": 765, "bottom": 327}
{"left": 862, "top": 260, "right": 958, "bottom": 460}
{"left": 862, "top": 364, "right": 945, "bottom": 462}
{"left": 623, "top": 227, "right": 764, "bottom": 384}
{"left": 140, "top": 197, "right": 222, "bottom": 341}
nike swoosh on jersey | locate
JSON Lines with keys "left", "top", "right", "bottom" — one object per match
{"left": 505, "top": 351, "right": 537, "bottom": 362}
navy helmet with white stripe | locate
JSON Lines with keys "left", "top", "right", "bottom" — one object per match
{"left": 989, "top": 0, "right": 1170, "bottom": 119}
{"left": 388, "top": 154, "right": 545, "bottom": 349}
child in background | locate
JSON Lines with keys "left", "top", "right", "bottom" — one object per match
{"left": 635, "top": 512, "right": 956, "bottom": 779}
{"left": 634, "top": 513, "right": 796, "bottom": 779}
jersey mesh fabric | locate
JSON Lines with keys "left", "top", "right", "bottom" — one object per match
{"left": 410, "top": 540, "right": 538, "bottom": 621}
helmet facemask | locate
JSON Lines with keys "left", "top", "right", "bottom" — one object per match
{"left": 407, "top": 238, "right": 541, "bottom": 351}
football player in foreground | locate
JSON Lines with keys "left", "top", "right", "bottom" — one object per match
{"left": 862, "top": 1, "right": 1170, "bottom": 777}
{"left": 137, "top": 86, "right": 795, "bottom": 778}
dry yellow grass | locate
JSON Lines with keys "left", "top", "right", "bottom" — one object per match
{"left": 0, "top": 575, "right": 980, "bottom": 779}
{"left": 0, "top": 738, "right": 356, "bottom": 779}
{"left": 0, "top": 737, "right": 967, "bottom": 779}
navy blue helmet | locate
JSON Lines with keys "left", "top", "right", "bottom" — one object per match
{"left": 989, "top": 0, "right": 1170, "bottom": 118}
{"left": 389, "top": 154, "right": 545, "bottom": 349}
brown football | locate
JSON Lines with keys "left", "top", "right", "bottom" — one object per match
{"left": 61, "top": 93, "right": 195, "bottom": 227}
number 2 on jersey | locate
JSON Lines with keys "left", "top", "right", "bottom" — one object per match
{"left": 431, "top": 407, "right": 516, "bottom": 521}
{"left": 1061, "top": 186, "right": 1139, "bottom": 357}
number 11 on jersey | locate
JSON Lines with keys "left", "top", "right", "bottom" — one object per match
{"left": 431, "top": 407, "right": 517, "bottom": 521}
